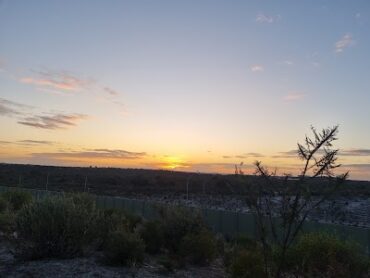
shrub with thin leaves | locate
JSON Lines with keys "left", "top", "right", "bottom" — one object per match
{"left": 159, "top": 207, "right": 205, "bottom": 253}
{"left": 0, "top": 197, "right": 9, "bottom": 213}
{"left": 139, "top": 220, "right": 165, "bottom": 254}
{"left": 179, "top": 228, "right": 217, "bottom": 265}
{"left": 95, "top": 208, "right": 132, "bottom": 248}
{"left": 283, "top": 232, "right": 369, "bottom": 278}
{"left": 229, "top": 249, "right": 266, "bottom": 278}
{"left": 103, "top": 228, "right": 145, "bottom": 266}
{"left": 1, "top": 190, "right": 32, "bottom": 211}
{"left": 16, "top": 195, "right": 98, "bottom": 259}
{"left": 0, "top": 211, "right": 15, "bottom": 235}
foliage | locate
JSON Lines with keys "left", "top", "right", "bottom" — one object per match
{"left": 228, "top": 248, "right": 267, "bottom": 278}
{"left": 0, "top": 197, "right": 9, "bottom": 213}
{"left": 245, "top": 126, "right": 348, "bottom": 276}
{"left": 16, "top": 195, "right": 98, "bottom": 259}
{"left": 1, "top": 190, "right": 32, "bottom": 211}
{"left": 103, "top": 228, "right": 145, "bottom": 266}
{"left": 179, "top": 228, "right": 217, "bottom": 265}
{"left": 139, "top": 220, "right": 165, "bottom": 254}
{"left": 95, "top": 208, "right": 131, "bottom": 248}
{"left": 0, "top": 211, "right": 16, "bottom": 235}
{"left": 159, "top": 206, "right": 205, "bottom": 253}
{"left": 282, "top": 232, "right": 369, "bottom": 278}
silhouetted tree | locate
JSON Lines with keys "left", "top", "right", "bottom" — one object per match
{"left": 246, "top": 126, "right": 348, "bottom": 277}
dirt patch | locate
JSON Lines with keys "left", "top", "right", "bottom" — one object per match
{"left": 0, "top": 242, "right": 226, "bottom": 278}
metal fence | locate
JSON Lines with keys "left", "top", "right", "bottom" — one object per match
{"left": 1, "top": 185, "right": 369, "bottom": 255}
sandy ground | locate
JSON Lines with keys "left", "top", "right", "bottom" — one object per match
{"left": 0, "top": 242, "right": 226, "bottom": 278}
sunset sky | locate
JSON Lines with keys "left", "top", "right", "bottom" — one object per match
{"left": 1, "top": 1, "right": 370, "bottom": 180}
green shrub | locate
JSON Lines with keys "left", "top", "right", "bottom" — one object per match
{"left": 179, "top": 228, "right": 217, "bottom": 265}
{"left": 284, "top": 232, "right": 369, "bottom": 278}
{"left": 1, "top": 190, "right": 32, "bottom": 211}
{"left": 70, "top": 192, "right": 96, "bottom": 213}
{"left": 16, "top": 196, "right": 98, "bottom": 259}
{"left": 123, "top": 210, "right": 142, "bottom": 232}
{"left": 103, "top": 228, "right": 145, "bottom": 266}
{"left": 0, "top": 211, "right": 16, "bottom": 234}
{"left": 229, "top": 249, "right": 266, "bottom": 278}
{"left": 0, "top": 197, "right": 9, "bottom": 213}
{"left": 139, "top": 220, "right": 165, "bottom": 254}
{"left": 95, "top": 208, "right": 130, "bottom": 248}
{"left": 160, "top": 207, "right": 205, "bottom": 253}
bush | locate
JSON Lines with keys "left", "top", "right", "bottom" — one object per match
{"left": 70, "top": 192, "right": 96, "bottom": 213}
{"left": 160, "top": 207, "right": 205, "bottom": 253}
{"left": 1, "top": 190, "right": 32, "bottom": 211}
{"left": 284, "top": 232, "right": 369, "bottom": 278}
{"left": 103, "top": 228, "right": 145, "bottom": 266}
{"left": 0, "top": 197, "right": 9, "bottom": 213}
{"left": 179, "top": 228, "right": 217, "bottom": 265}
{"left": 0, "top": 211, "right": 16, "bottom": 235}
{"left": 95, "top": 208, "right": 130, "bottom": 248}
{"left": 139, "top": 220, "right": 165, "bottom": 254}
{"left": 16, "top": 196, "right": 98, "bottom": 259}
{"left": 228, "top": 249, "right": 266, "bottom": 278}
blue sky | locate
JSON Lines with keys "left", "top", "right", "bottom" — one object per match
{"left": 1, "top": 0, "right": 370, "bottom": 179}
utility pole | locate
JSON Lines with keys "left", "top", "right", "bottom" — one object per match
{"left": 18, "top": 175, "right": 21, "bottom": 187}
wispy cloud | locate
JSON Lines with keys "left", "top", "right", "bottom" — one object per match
{"left": 18, "top": 113, "right": 88, "bottom": 130}
{"left": 335, "top": 34, "right": 355, "bottom": 53}
{"left": 223, "top": 153, "right": 264, "bottom": 159}
{"left": 20, "top": 70, "right": 92, "bottom": 92}
{"left": 341, "top": 149, "right": 370, "bottom": 157}
{"left": 250, "top": 65, "right": 264, "bottom": 72}
{"left": 31, "top": 149, "right": 147, "bottom": 160}
{"left": 0, "top": 97, "right": 88, "bottom": 130}
{"left": 17, "top": 140, "right": 55, "bottom": 146}
{"left": 0, "top": 97, "right": 31, "bottom": 117}
{"left": 256, "top": 13, "right": 281, "bottom": 24}
{"left": 283, "top": 92, "right": 306, "bottom": 101}
{"left": 272, "top": 150, "right": 298, "bottom": 158}
{"left": 104, "top": 87, "right": 119, "bottom": 96}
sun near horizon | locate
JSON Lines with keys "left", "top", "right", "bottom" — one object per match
{"left": 1, "top": 1, "right": 370, "bottom": 180}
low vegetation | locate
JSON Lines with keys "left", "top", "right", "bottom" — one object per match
{"left": 0, "top": 187, "right": 368, "bottom": 277}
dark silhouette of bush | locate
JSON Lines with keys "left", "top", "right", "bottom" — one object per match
{"left": 103, "top": 228, "right": 145, "bottom": 266}
{"left": 0, "top": 210, "right": 15, "bottom": 235}
{"left": 179, "top": 228, "right": 217, "bottom": 265}
{"left": 282, "top": 232, "right": 369, "bottom": 277}
{"left": 159, "top": 207, "right": 205, "bottom": 254}
{"left": 228, "top": 248, "right": 266, "bottom": 278}
{"left": 1, "top": 190, "right": 32, "bottom": 211}
{"left": 16, "top": 196, "right": 98, "bottom": 259}
{"left": 139, "top": 220, "right": 165, "bottom": 254}
{"left": 0, "top": 196, "right": 9, "bottom": 213}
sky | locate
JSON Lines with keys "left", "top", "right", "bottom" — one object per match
{"left": 0, "top": 0, "right": 370, "bottom": 180}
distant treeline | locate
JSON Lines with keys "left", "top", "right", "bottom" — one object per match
{"left": 0, "top": 163, "right": 369, "bottom": 197}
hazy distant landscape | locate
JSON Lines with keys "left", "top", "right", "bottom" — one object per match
{"left": 1, "top": 163, "right": 370, "bottom": 227}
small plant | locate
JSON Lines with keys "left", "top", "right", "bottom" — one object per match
{"left": 0, "top": 197, "right": 9, "bottom": 213}
{"left": 283, "top": 232, "right": 369, "bottom": 277}
{"left": 94, "top": 208, "right": 130, "bottom": 248}
{"left": 228, "top": 248, "right": 266, "bottom": 278}
{"left": 179, "top": 228, "right": 217, "bottom": 265}
{"left": 1, "top": 190, "right": 32, "bottom": 211}
{"left": 160, "top": 206, "right": 205, "bottom": 253}
{"left": 16, "top": 195, "right": 98, "bottom": 259}
{"left": 103, "top": 228, "right": 145, "bottom": 266}
{"left": 139, "top": 220, "right": 165, "bottom": 254}
{"left": 0, "top": 210, "right": 16, "bottom": 235}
